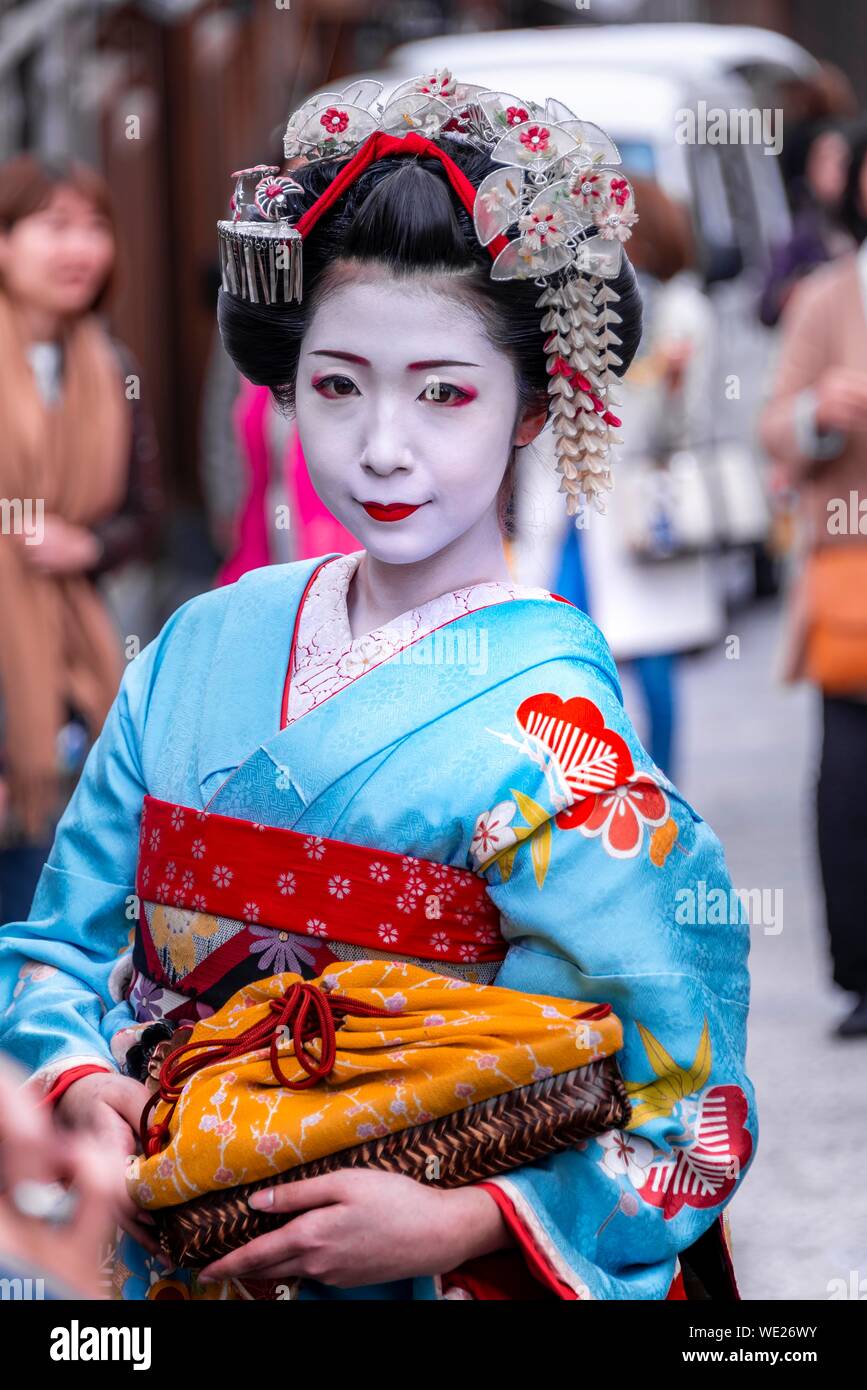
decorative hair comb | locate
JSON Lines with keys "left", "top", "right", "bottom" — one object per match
{"left": 217, "top": 68, "right": 638, "bottom": 516}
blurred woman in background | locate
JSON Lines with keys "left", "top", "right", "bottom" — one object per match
{"left": 0, "top": 156, "right": 162, "bottom": 923}
{"left": 760, "top": 125, "right": 867, "bottom": 1038}
{"left": 759, "top": 118, "right": 854, "bottom": 328}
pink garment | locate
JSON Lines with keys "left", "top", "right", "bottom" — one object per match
{"left": 217, "top": 385, "right": 359, "bottom": 585}
{"left": 286, "top": 429, "right": 360, "bottom": 560}
{"left": 216, "top": 380, "right": 272, "bottom": 586}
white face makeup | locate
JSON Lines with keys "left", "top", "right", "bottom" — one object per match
{"left": 294, "top": 270, "right": 524, "bottom": 567}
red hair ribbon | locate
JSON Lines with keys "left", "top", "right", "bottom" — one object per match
{"left": 139, "top": 980, "right": 400, "bottom": 1157}
{"left": 294, "top": 130, "right": 510, "bottom": 260}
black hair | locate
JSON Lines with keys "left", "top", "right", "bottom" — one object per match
{"left": 218, "top": 136, "right": 642, "bottom": 535}
{"left": 840, "top": 122, "right": 867, "bottom": 245}
{"left": 780, "top": 117, "right": 841, "bottom": 195}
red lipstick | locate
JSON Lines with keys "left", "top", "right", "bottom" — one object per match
{"left": 361, "top": 501, "right": 426, "bottom": 522}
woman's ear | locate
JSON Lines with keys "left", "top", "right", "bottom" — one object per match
{"left": 513, "top": 404, "right": 549, "bottom": 448}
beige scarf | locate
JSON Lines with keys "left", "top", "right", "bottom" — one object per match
{"left": 0, "top": 292, "right": 131, "bottom": 842}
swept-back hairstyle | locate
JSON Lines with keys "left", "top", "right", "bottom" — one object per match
{"left": 218, "top": 136, "right": 642, "bottom": 535}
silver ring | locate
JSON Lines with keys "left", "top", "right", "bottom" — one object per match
{"left": 9, "top": 1179, "right": 78, "bottom": 1225}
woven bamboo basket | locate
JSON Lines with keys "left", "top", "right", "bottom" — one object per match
{"left": 154, "top": 1054, "right": 630, "bottom": 1267}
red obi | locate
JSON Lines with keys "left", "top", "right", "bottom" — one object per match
{"left": 130, "top": 796, "right": 504, "bottom": 1023}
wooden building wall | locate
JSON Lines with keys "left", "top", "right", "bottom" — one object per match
{"left": 96, "top": 0, "right": 369, "bottom": 507}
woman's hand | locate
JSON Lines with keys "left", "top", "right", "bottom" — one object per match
{"left": 814, "top": 366, "right": 867, "bottom": 435}
{"left": 15, "top": 514, "right": 102, "bottom": 574}
{"left": 197, "top": 1169, "right": 514, "bottom": 1289}
{"left": 55, "top": 1071, "right": 163, "bottom": 1256}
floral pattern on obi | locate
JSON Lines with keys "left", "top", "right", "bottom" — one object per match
{"left": 131, "top": 796, "right": 507, "bottom": 1022}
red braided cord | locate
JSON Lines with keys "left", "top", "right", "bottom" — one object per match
{"left": 140, "top": 981, "right": 399, "bottom": 1156}
{"left": 294, "top": 130, "right": 509, "bottom": 259}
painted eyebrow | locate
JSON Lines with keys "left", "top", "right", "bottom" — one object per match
{"left": 306, "top": 351, "right": 483, "bottom": 370}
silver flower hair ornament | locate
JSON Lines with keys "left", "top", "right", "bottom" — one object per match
{"left": 217, "top": 68, "right": 639, "bottom": 519}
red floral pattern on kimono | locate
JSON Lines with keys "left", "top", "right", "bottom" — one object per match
{"left": 479, "top": 692, "right": 676, "bottom": 873}
{"left": 573, "top": 774, "right": 670, "bottom": 859}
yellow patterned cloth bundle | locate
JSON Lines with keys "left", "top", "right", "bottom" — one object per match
{"left": 128, "top": 960, "right": 623, "bottom": 1211}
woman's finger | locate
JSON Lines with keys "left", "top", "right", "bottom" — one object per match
{"left": 93, "top": 1143, "right": 164, "bottom": 1258}
{"left": 116, "top": 1208, "right": 167, "bottom": 1260}
{"left": 92, "top": 1104, "right": 137, "bottom": 1163}
{"left": 116, "top": 1183, "right": 156, "bottom": 1227}
{"left": 107, "top": 1080, "right": 151, "bottom": 1139}
{"left": 227, "top": 1261, "right": 309, "bottom": 1284}
{"left": 246, "top": 1172, "right": 347, "bottom": 1216}
{"left": 198, "top": 1211, "right": 321, "bottom": 1282}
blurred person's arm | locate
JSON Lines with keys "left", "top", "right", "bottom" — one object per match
{"left": 759, "top": 272, "right": 859, "bottom": 482}
{"left": 640, "top": 276, "right": 715, "bottom": 453}
{"left": 11, "top": 345, "right": 164, "bottom": 580}
{"left": 791, "top": 387, "right": 848, "bottom": 461}
{"left": 757, "top": 222, "right": 830, "bottom": 330}
{"left": 657, "top": 276, "right": 715, "bottom": 447}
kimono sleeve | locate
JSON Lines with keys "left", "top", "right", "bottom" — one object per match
{"left": 476, "top": 677, "right": 758, "bottom": 1300}
{"left": 0, "top": 604, "right": 189, "bottom": 1095}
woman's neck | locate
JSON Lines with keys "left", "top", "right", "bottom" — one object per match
{"left": 6, "top": 296, "right": 64, "bottom": 344}
{"left": 346, "top": 510, "right": 511, "bottom": 641}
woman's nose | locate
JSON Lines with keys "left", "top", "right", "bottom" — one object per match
{"left": 359, "top": 404, "right": 414, "bottom": 474}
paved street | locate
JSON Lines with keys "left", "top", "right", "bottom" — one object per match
{"left": 618, "top": 597, "right": 867, "bottom": 1301}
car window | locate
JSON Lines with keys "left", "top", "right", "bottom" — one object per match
{"left": 687, "top": 141, "right": 736, "bottom": 250}
{"left": 716, "top": 139, "right": 767, "bottom": 265}
{"left": 610, "top": 139, "right": 657, "bottom": 179}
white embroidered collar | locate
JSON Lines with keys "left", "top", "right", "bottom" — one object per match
{"left": 301, "top": 550, "right": 553, "bottom": 655}
{"left": 285, "top": 550, "right": 554, "bottom": 725}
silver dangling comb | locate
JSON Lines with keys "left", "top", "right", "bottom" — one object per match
{"left": 471, "top": 95, "right": 638, "bottom": 517}
{"left": 217, "top": 166, "right": 303, "bottom": 305}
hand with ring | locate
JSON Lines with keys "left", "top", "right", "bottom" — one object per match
{"left": 0, "top": 1057, "right": 119, "bottom": 1298}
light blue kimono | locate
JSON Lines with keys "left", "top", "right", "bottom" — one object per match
{"left": 0, "top": 554, "right": 757, "bottom": 1300}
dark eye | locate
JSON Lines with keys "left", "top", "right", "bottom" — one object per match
{"left": 312, "top": 375, "right": 359, "bottom": 399}
{"left": 418, "top": 381, "right": 472, "bottom": 406}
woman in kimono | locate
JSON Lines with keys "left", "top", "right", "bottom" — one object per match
{"left": 0, "top": 74, "right": 756, "bottom": 1301}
